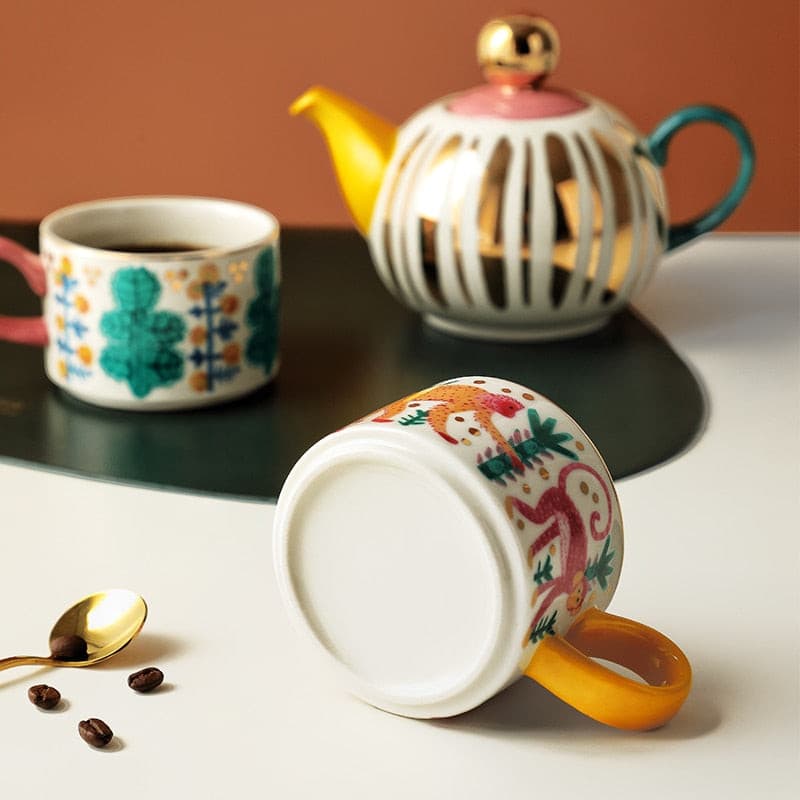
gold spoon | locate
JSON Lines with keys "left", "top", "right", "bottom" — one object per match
{"left": 0, "top": 590, "right": 147, "bottom": 671}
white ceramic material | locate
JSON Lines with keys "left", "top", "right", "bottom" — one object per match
{"left": 0, "top": 196, "right": 280, "bottom": 410}
{"left": 274, "top": 376, "right": 624, "bottom": 718}
{"left": 368, "top": 99, "right": 665, "bottom": 341}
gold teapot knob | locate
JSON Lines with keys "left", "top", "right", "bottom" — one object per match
{"left": 477, "top": 15, "right": 560, "bottom": 87}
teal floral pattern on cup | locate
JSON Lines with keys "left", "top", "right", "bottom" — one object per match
{"left": 100, "top": 267, "right": 186, "bottom": 398}
{"left": 245, "top": 247, "right": 279, "bottom": 374}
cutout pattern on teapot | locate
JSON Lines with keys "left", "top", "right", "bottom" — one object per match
{"left": 369, "top": 106, "right": 666, "bottom": 326}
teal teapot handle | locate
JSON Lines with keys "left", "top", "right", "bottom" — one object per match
{"left": 646, "top": 105, "right": 755, "bottom": 251}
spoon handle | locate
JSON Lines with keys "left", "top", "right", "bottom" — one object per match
{"left": 0, "top": 656, "right": 52, "bottom": 672}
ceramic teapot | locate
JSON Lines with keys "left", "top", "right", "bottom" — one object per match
{"left": 291, "top": 14, "right": 754, "bottom": 341}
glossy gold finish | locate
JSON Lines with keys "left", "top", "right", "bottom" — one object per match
{"left": 419, "top": 136, "right": 462, "bottom": 307}
{"left": 477, "top": 16, "right": 560, "bottom": 87}
{"left": 381, "top": 130, "right": 428, "bottom": 296}
{"left": 590, "top": 129, "right": 636, "bottom": 294}
{"left": 547, "top": 134, "right": 581, "bottom": 305}
{"left": 0, "top": 590, "right": 147, "bottom": 672}
{"left": 386, "top": 115, "right": 665, "bottom": 311}
{"left": 478, "top": 139, "right": 511, "bottom": 307}
{"left": 411, "top": 127, "right": 657, "bottom": 306}
{"left": 547, "top": 127, "right": 665, "bottom": 302}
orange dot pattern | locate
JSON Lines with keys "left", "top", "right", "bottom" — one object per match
{"left": 190, "top": 326, "right": 206, "bottom": 345}
{"left": 219, "top": 294, "right": 239, "bottom": 315}
{"left": 222, "top": 342, "right": 241, "bottom": 365}
{"left": 189, "top": 371, "right": 208, "bottom": 392}
{"left": 76, "top": 345, "right": 93, "bottom": 366}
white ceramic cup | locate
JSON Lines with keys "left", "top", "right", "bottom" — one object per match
{"left": 0, "top": 196, "right": 280, "bottom": 410}
{"left": 274, "top": 376, "right": 691, "bottom": 729}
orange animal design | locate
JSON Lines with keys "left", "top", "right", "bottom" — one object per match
{"left": 373, "top": 384, "right": 525, "bottom": 469}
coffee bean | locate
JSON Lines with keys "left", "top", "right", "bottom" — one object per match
{"left": 50, "top": 634, "right": 88, "bottom": 662}
{"left": 28, "top": 684, "right": 61, "bottom": 710}
{"left": 128, "top": 667, "right": 164, "bottom": 693}
{"left": 78, "top": 718, "right": 113, "bottom": 748}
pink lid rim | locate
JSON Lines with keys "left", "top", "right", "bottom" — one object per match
{"left": 447, "top": 85, "right": 587, "bottom": 120}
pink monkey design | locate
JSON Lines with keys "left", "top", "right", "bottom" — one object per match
{"left": 504, "top": 462, "right": 613, "bottom": 646}
{"left": 373, "top": 384, "right": 525, "bottom": 470}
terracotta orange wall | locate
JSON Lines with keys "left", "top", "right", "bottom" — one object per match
{"left": 1, "top": 0, "right": 797, "bottom": 230}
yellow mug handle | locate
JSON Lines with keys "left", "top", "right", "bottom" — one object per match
{"left": 525, "top": 607, "right": 692, "bottom": 730}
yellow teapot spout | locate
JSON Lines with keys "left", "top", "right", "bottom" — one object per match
{"left": 290, "top": 87, "right": 396, "bottom": 234}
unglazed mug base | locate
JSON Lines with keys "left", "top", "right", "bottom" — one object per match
{"left": 275, "top": 425, "right": 533, "bottom": 719}
{"left": 423, "top": 313, "right": 611, "bottom": 342}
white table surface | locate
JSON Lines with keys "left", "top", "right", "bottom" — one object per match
{"left": 1, "top": 235, "right": 798, "bottom": 798}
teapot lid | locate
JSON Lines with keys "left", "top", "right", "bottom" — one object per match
{"left": 448, "top": 15, "right": 587, "bottom": 119}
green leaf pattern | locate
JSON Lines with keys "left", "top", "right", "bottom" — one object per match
{"left": 100, "top": 268, "right": 186, "bottom": 398}
{"left": 585, "top": 537, "right": 615, "bottom": 591}
{"left": 245, "top": 247, "right": 280, "bottom": 373}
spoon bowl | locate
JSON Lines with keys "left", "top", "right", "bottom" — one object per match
{"left": 49, "top": 590, "right": 148, "bottom": 666}
{"left": 0, "top": 590, "right": 147, "bottom": 672}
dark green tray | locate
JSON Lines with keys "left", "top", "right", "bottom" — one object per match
{"left": 0, "top": 224, "right": 704, "bottom": 500}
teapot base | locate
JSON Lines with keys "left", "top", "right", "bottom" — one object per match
{"left": 423, "top": 313, "right": 610, "bottom": 343}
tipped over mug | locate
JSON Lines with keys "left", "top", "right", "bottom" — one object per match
{"left": 274, "top": 376, "right": 691, "bottom": 729}
{"left": 0, "top": 196, "right": 280, "bottom": 411}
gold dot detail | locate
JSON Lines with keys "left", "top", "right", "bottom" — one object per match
{"left": 522, "top": 392, "right": 534, "bottom": 400}
{"left": 454, "top": 416, "right": 464, "bottom": 422}
{"left": 516, "top": 519, "right": 524, "bottom": 530}
{"left": 474, "top": 379, "right": 486, "bottom": 384}
{"left": 549, "top": 544, "right": 556, "bottom": 555}
{"left": 576, "top": 442, "right": 585, "bottom": 451}
{"left": 592, "top": 492, "right": 599, "bottom": 504}
{"left": 460, "top": 438, "right": 471, "bottom": 446}
{"left": 522, "top": 483, "right": 531, "bottom": 494}
{"left": 469, "top": 427, "right": 480, "bottom": 436}
{"left": 501, "top": 387, "right": 512, "bottom": 393}
{"left": 539, "top": 468, "right": 549, "bottom": 479}
{"left": 408, "top": 402, "right": 419, "bottom": 407}
{"left": 580, "top": 481, "right": 589, "bottom": 494}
